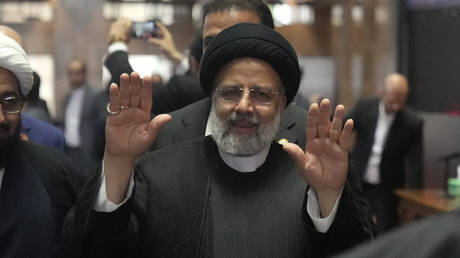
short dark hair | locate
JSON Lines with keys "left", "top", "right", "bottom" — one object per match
{"left": 202, "top": 0, "right": 274, "bottom": 29}
{"left": 189, "top": 30, "right": 203, "bottom": 61}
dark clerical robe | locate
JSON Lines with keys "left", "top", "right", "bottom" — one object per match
{"left": 0, "top": 141, "right": 82, "bottom": 258}
{"left": 67, "top": 136, "right": 373, "bottom": 258}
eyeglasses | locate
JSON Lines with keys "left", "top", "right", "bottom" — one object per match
{"left": 0, "top": 95, "right": 24, "bottom": 114}
{"left": 215, "top": 87, "right": 281, "bottom": 105}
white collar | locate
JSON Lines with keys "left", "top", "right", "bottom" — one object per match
{"left": 379, "top": 101, "right": 396, "bottom": 120}
{"left": 217, "top": 145, "right": 270, "bottom": 173}
{"left": 108, "top": 42, "right": 128, "bottom": 54}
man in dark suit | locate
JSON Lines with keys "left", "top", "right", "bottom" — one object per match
{"left": 150, "top": 0, "right": 308, "bottom": 151}
{"left": 67, "top": 22, "right": 373, "bottom": 258}
{"left": 63, "top": 59, "right": 98, "bottom": 173}
{"left": 346, "top": 73, "right": 424, "bottom": 233}
{"left": 21, "top": 113, "right": 65, "bottom": 151}
{"left": 151, "top": 30, "right": 207, "bottom": 114}
{"left": 0, "top": 33, "right": 82, "bottom": 258}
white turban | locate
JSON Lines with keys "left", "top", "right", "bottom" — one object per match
{"left": 0, "top": 33, "right": 33, "bottom": 96}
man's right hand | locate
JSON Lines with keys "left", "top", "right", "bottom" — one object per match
{"left": 104, "top": 72, "right": 171, "bottom": 203}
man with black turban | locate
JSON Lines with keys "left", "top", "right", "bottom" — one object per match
{"left": 67, "top": 23, "right": 373, "bottom": 258}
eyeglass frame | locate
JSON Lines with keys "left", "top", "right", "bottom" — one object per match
{"left": 0, "top": 94, "right": 25, "bottom": 114}
{"left": 214, "top": 86, "right": 284, "bottom": 105}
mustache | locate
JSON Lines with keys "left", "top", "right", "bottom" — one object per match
{"left": 228, "top": 112, "right": 259, "bottom": 124}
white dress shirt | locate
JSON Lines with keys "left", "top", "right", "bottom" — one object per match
{"left": 64, "top": 86, "right": 85, "bottom": 148}
{"left": 363, "top": 101, "right": 395, "bottom": 185}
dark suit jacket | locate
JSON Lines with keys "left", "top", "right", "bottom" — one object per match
{"left": 68, "top": 137, "right": 373, "bottom": 258}
{"left": 347, "top": 97, "right": 424, "bottom": 190}
{"left": 335, "top": 209, "right": 460, "bottom": 258}
{"left": 151, "top": 74, "right": 207, "bottom": 115}
{"left": 63, "top": 84, "right": 99, "bottom": 169}
{"left": 21, "top": 113, "right": 65, "bottom": 151}
{"left": 2, "top": 141, "right": 82, "bottom": 257}
{"left": 150, "top": 98, "right": 307, "bottom": 152}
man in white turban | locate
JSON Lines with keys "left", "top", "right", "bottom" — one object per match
{"left": 0, "top": 33, "right": 82, "bottom": 257}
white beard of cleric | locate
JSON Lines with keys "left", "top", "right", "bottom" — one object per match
{"left": 209, "top": 104, "right": 281, "bottom": 157}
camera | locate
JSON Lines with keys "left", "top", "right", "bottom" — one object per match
{"left": 130, "top": 20, "right": 160, "bottom": 40}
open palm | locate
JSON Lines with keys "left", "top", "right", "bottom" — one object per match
{"left": 105, "top": 73, "right": 171, "bottom": 159}
{"left": 284, "top": 99, "right": 353, "bottom": 194}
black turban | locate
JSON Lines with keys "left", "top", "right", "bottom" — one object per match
{"left": 199, "top": 23, "right": 300, "bottom": 105}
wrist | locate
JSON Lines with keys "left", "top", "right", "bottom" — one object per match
{"left": 314, "top": 187, "right": 342, "bottom": 217}
{"left": 167, "top": 50, "right": 185, "bottom": 64}
{"left": 103, "top": 150, "right": 136, "bottom": 204}
{"left": 108, "top": 34, "right": 128, "bottom": 45}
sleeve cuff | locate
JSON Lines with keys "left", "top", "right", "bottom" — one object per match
{"left": 174, "top": 57, "right": 189, "bottom": 75}
{"left": 94, "top": 163, "right": 135, "bottom": 212}
{"left": 306, "top": 187, "right": 343, "bottom": 233}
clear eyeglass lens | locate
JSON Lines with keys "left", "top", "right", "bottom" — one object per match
{"left": 1, "top": 96, "right": 22, "bottom": 113}
{"left": 217, "top": 87, "right": 278, "bottom": 105}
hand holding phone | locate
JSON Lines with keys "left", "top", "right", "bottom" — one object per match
{"left": 130, "top": 20, "right": 160, "bottom": 40}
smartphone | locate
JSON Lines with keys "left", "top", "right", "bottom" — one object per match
{"left": 130, "top": 20, "right": 159, "bottom": 40}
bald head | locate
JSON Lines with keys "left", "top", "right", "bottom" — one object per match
{"left": 0, "top": 25, "right": 24, "bottom": 47}
{"left": 381, "top": 73, "right": 409, "bottom": 114}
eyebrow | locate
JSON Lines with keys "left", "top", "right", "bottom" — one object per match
{"left": 0, "top": 91, "right": 20, "bottom": 99}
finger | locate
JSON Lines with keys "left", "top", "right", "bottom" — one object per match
{"left": 109, "top": 83, "right": 120, "bottom": 112}
{"left": 148, "top": 37, "right": 162, "bottom": 46}
{"left": 155, "top": 22, "right": 168, "bottom": 36}
{"left": 130, "top": 72, "right": 141, "bottom": 108}
{"left": 119, "top": 73, "right": 131, "bottom": 107}
{"left": 339, "top": 119, "right": 354, "bottom": 151}
{"left": 306, "top": 103, "right": 319, "bottom": 142}
{"left": 318, "top": 98, "right": 331, "bottom": 138}
{"left": 139, "top": 75, "right": 153, "bottom": 113}
{"left": 329, "top": 105, "right": 345, "bottom": 143}
{"left": 282, "top": 142, "right": 308, "bottom": 170}
{"left": 147, "top": 114, "right": 172, "bottom": 142}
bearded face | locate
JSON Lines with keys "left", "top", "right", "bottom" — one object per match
{"left": 208, "top": 58, "right": 286, "bottom": 157}
{"left": 0, "top": 113, "right": 21, "bottom": 168}
{"left": 0, "top": 67, "right": 23, "bottom": 168}
{"left": 209, "top": 104, "right": 281, "bottom": 156}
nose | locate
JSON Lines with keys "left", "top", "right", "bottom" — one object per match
{"left": 235, "top": 90, "right": 254, "bottom": 114}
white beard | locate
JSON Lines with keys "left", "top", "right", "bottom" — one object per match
{"left": 208, "top": 104, "right": 281, "bottom": 157}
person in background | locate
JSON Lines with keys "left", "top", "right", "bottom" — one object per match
{"left": 62, "top": 58, "right": 98, "bottom": 173}
{"left": 23, "top": 71, "right": 52, "bottom": 123}
{"left": 346, "top": 73, "right": 424, "bottom": 233}
{"left": 0, "top": 32, "right": 82, "bottom": 258}
{"left": 151, "top": 30, "right": 207, "bottom": 114}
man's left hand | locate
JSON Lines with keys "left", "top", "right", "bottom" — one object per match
{"left": 283, "top": 99, "right": 353, "bottom": 217}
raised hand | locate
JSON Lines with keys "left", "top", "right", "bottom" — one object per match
{"left": 105, "top": 72, "right": 171, "bottom": 159}
{"left": 147, "top": 22, "right": 184, "bottom": 64}
{"left": 104, "top": 72, "right": 171, "bottom": 203}
{"left": 283, "top": 99, "right": 353, "bottom": 217}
